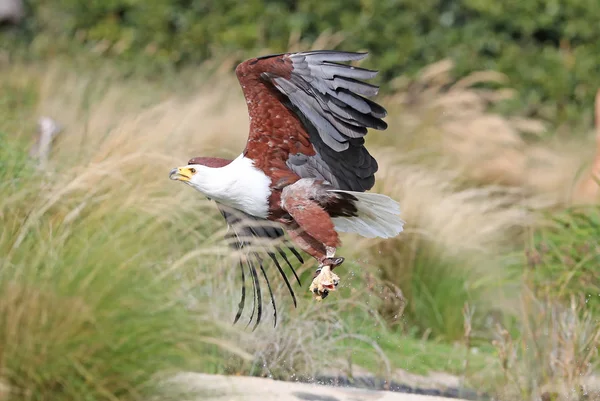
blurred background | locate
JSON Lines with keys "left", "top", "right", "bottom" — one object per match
{"left": 1, "top": 1, "right": 600, "bottom": 400}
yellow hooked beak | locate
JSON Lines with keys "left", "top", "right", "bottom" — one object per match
{"left": 169, "top": 166, "right": 196, "bottom": 182}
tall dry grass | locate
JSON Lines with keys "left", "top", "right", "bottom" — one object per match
{"left": 354, "top": 153, "right": 529, "bottom": 341}
{"left": 378, "top": 59, "right": 597, "bottom": 207}
{"left": 0, "top": 63, "right": 257, "bottom": 400}
{"left": 2, "top": 53, "right": 599, "bottom": 400}
{"left": 368, "top": 60, "right": 600, "bottom": 399}
{"left": 492, "top": 291, "right": 600, "bottom": 401}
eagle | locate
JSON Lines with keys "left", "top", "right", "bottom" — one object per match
{"left": 169, "top": 50, "right": 404, "bottom": 329}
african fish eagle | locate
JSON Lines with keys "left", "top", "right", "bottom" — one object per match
{"left": 169, "top": 50, "right": 404, "bottom": 329}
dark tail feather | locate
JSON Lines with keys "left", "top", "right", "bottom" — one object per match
{"left": 254, "top": 252, "right": 277, "bottom": 328}
{"left": 233, "top": 259, "right": 246, "bottom": 325}
{"left": 268, "top": 251, "right": 297, "bottom": 308}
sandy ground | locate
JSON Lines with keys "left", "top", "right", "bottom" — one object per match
{"left": 171, "top": 373, "right": 472, "bottom": 401}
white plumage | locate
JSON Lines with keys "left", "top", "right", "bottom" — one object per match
{"left": 187, "top": 154, "right": 272, "bottom": 219}
{"left": 330, "top": 190, "right": 404, "bottom": 239}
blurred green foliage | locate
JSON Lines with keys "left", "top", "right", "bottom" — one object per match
{"left": 6, "top": 0, "right": 599, "bottom": 126}
{"left": 527, "top": 205, "right": 600, "bottom": 313}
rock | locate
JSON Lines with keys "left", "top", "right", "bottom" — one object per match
{"left": 304, "top": 364, "right": 479, "bottom": 400}
{"left": 29, "top": 117, "right": 62, "bottom": 168}
{"left": 168, "top": 372, "right": 473, "bottom": 401}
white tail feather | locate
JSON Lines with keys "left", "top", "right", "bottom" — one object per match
{"left": 329, "top": 190, "right": 404, "bottom": 239}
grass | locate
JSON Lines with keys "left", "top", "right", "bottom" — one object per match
{"left": 0, "top": 65, "right": 249, "bottom": 400}
{"left": 1, "top": 52, "right": 599, "bottom": 401}
{"left": 487, "top": 204, "right": 600, "bottom": 400}
{"left": 355, "top": 156, "right": 527, "bottom": 341}
{"left": 526, "top": 205, "right": 600, "bottom": 312}
{"left": 0, "top": 125, "right": 251, "bottom": 399}
{"left": 378, "top": 59, "right": 595, "bottom": 207}
{"left": 333, "top": 314, "right": 497, "bottom": 378}
{"left": 492, "top": 290, "right": 600, "bottom": 400}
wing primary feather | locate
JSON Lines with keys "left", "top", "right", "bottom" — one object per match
{"left": 362, "top": 96, "right": 388, "bottom": 118}
{"left": 331, "top": 76, "right": 379, "bottom": 97}
{"left": 245, "top": 256, "right": 260, "bottom": 330}
{"left": 254, "top": 252, "right": 277, "bottom": 328}
{"left": 247, "top": 255, "right": 262, "bottom": 331}
{"left": 276, "top": 245, "right": 302, "bottom": 286}
{"left": 233, "top": 258, "right": 246, "bottom": 325}
{"left": 244, "top": 225, "right": 298, "bottom": 293}
{"left": 316, "top": 63, "right": 378, "bottom": 80}
{"left": 332, "top": 88, "right": 373, "bottom": 114}
{"left": 267, "top": 251, "right": 297, "bottom": 308}
{"left": 297, "top": 51, "right": 368, "bottom": 63}
{"left": 243, "top": 224, "right": 295, "bottom": 312}
{"left": 288, "top": 246, "right": 304, "bottom": 265}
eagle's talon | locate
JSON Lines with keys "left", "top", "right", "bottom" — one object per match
{"left": 322, "top": 257, "right": 345, "bottom": 269}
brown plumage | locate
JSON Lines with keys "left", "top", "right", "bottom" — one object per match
{"left": 170, "top": 50, "right": 403, "bottom": 329}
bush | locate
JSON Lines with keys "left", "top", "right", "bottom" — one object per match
{"left": 7, "top": 0, "right": 599, "bottom": 126}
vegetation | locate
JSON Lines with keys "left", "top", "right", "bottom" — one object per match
{"left": 0, "top": 88, "right": 238, "bottom": 400}
{"left": 2, "top": 22, "right": 600, "bottom": 400}
{"left": 527, "top": 206, "right": 600, "bottom": 313}
{"left": 7, "top": 0, "right": 600, "bottom": 127}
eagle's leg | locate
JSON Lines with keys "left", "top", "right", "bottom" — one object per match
{"left": 310, "top": 246, "right": 343, "bottom": 300}
{"left": 281, "top": 222, "right": 343, "bottom": 300}
{"left": 280, "top": 183, "right": 349, "bottom": 300}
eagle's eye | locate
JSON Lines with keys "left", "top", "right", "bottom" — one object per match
{"left": 189, "top": 168, "right": 196, "bottom": 174}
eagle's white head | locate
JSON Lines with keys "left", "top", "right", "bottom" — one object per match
{"left": 169, "top": 164, "right": 212, "bottom": 190}
{"left": 169, "top": 155, "right": 272, "bottom": 218}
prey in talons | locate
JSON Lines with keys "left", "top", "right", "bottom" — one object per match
{"left": 309, "top": 256, "right": 344, "bottom": 300}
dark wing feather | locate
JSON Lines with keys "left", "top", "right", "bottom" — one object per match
{"left": 275, "top": 51, "right": 387, "bottom": 191}
{"left": 237, "top": 50, "right": 388, "bottom": 192}
{"left": 216, "top": 204, "right": 303, "bottom": 328}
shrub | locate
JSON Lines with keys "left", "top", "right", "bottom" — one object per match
{"left": 9, "top": 0, "right": 600, "bottom": 126}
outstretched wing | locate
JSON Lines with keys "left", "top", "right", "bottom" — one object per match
{"left": 236, "top": 50, "right": 388, "bottom": 192}
{"left": 216, "top": 205, "right": 304, "bottom": 330}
